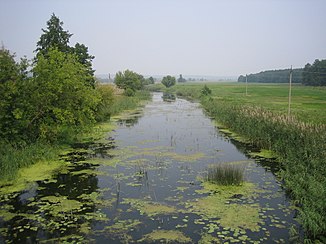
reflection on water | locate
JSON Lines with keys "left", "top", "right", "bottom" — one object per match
{"left": 0, "top": 93, "right": 301, "bottom": 243}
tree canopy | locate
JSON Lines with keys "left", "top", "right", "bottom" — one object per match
{"left": 0, "top": 14, "right": 102, "bottom": 144}
{"left": 161, "top": 75, "right": 176, "bottom": 88}
{"left": 238, "top": 69, "right": 303, "bottom": 83}
{"left": 114, "top": 69, "right": 144, "bottom": 95}
{"left": 303, "top": 59, "right": 326, "bottom": 86}
{"left": 36, "top": 13, "right": 72, "bottom": 56}
{"left": 35, "top": 13, "right": 95, "bottom": 87}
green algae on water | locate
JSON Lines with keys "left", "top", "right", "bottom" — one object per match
{"left": 0, "top": 160, "right": 68, "bottom": 195}
{"left": 122, "top": 198, "right": 177, "bottom": 217}
{"left": 139, "top": 230, "right": 192, "bottom": 243}
{"left": 186, "top": 182, "right": 263, "bottom": 232}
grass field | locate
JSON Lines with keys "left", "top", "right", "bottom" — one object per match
{"left": 168, "top": 82, "right": 326, "bottom": 124}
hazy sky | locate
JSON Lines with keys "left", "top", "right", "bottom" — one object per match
{"left": 1, "top": 0, "right": 326, "bottom": 77}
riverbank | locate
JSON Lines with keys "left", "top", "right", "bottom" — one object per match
{"left": 156, "top": 82, "right": 326, "bottom": 241}
{"left": 0, "top": 88, "right": 150, "bottom": 183}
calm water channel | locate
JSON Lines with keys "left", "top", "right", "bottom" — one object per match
{"left": 0, "top": 93, "right": 301, "bottom": 243}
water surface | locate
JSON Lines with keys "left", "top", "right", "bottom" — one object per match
{"left": 0, "top": 93, "right": 300, "bottom": 243}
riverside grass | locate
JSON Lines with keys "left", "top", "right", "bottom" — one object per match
{"left": 166, "top": 82, "right": 326, "bottom": 241}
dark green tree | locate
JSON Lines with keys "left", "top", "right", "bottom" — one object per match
{"left": 303, "top": 59, "right": 326, "bottom": 86}
{"left": 35, "top": 13, "right": 72, "bottom": 56}
{"left": 36, "top": 14, "right": 96, "bottom": 87}
{"left": 177, "top": 74, "right": 186, "bottom": 83}
{"left": 0, "top": 48, "right": 30, "bottom": 143}
{"left": 72, "top": 43, "right": 96, "bottom": 87}
{"left": 161, "top": 75, "right": 176, "bottom": 88}
{"left": 0, "top": 48, "right": 19, "bottom": 83}
{"left": 114, "top": 69, "right": 144, "bottom": 93}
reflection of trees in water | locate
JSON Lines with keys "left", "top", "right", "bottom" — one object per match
{"left": 162, "top": 92, "right": 176, "bottom": 102}
{"left": 0, "top": 142, "right": 111, "bottom": 243}
{"left": 117, "top": 113, "right": 142, "bottom": 127}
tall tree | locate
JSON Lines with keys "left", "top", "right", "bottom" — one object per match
{"left": 0, "top": 48, "right": 19, "bottom": 83}
{"left": 36, "top": 14, "right": 96, "bottom": 87}
{"left": 303, "top": 59, "right": 326, "bottom": 86}
{"left": 72, "top": 43, "right": 95, "bottom": 87}
{"left": 0, "top": 48, "right": 29, "bottom": 143}
{"left": 35, "top": 13, "right": 72, "bottom": 56}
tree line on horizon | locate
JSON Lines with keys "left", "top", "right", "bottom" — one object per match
{"left": 238, "top": 59, "right": 326, "bottom": 86}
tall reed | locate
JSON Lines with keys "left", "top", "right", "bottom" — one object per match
{"left": 206, "top": 163, "right": 244, "bottom": 186}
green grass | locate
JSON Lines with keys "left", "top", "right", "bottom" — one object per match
{"left": 170, "top": 82, "right": 326, "bottom": 124}
{"left": 168, "top": 82, "right": 326, "bottom": 241}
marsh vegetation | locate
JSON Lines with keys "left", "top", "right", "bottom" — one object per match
{"left": 0, "top": 93, "right": 302, "bottom": 243}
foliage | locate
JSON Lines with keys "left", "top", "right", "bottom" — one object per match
{"left": 303, "top": 59, "right": 326, "bottom": 86}
{"left": 94, "top": 84, "right": 115, "bottom": 122}
{"left": 238, "top": 69, "right": 303, "bottom": 83}
{"left": 142, "top": 76, "right": 155, "bottom": 85}
{"left": 201, "top": 85, "right": 212, "bottom": 96}
{"left": 0, "top": 48, "right": 30, "bottom": 143}
{"left": 35, "top": 13, "right": 72, "bottom": 56}
{"left": 114, "top": 69, "right": 144, "bottom": 93}
{"left": 35, "top": 14, "right": 95, "bottom": 87}
{"left": 29, "top": 48, "right": 100, "bottom": 141}
{"left": 72, "top": 43, "right": 96, "bottom": 87}
{"left": 161, "top": 75, "right": 176, "bottom": 88}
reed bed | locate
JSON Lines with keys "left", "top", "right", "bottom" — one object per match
{"left": 206, "top": 163, "right": 244, "bottom": 186}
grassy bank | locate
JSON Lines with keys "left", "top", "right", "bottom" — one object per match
{"left": 168, "top": 82, "right": 326, "bottom": 241}
{"left": 0, "top": 87, "right": 150, "bottom": 182}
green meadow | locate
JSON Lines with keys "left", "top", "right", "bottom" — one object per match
{"left": 167, "top": 82, "right": 326, "bottom": 124}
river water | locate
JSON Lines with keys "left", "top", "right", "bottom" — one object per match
{"left": 0, "top": 93, "right": 301, "bottom": 243}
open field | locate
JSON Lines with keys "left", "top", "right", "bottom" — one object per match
{"left": 168, "top": 82, "right": 326, "bottom": 124}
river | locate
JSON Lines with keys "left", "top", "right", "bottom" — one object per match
{"left": 0, "top": 93, "right": 301, "bottom": 243}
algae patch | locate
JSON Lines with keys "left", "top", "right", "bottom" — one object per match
{"left": 0, "top": 160, "right": 68, "bottom": 195}
{"left": 122, "top": 198, "right": 177, "bottom": 217}
{"left": 140, "top": 230, "right": 192, "bottom": 243}
{"left": 186, "top": 182, "right": 263, "bottom": 232}
{"left": 249, "top": 149, "right": 278, "bottom": 159}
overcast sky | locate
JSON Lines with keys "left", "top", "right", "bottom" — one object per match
{"left": 1, "top": 0, "right": 326, "bottom": 77}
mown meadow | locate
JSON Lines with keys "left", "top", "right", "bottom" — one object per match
{"left": 147, "top": 82, "right": 326, "bottom": 242}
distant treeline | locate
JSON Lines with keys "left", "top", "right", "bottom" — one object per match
{"left": 238, "top": 69, "right": 303, "bottom": 83}
{"left": 238, "top": 59, "right": 326, "bottom": 86}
